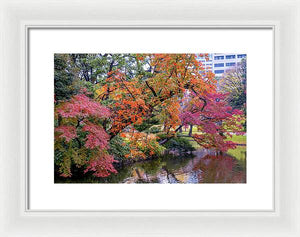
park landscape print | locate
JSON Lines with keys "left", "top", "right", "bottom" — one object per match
{"left": 54, "top": 53, "right": 246, "bottom": 183}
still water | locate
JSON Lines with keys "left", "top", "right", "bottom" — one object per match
{"left": 59, "top": 148, "right": 246, "bottom": 183}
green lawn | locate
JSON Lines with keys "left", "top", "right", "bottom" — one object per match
{"left": 227, "top": 135, "right": 246, "bottom": 144}
{"left": 227, "top": 146, "right": 246, "bottom": 160}
{"left": 227, "top": 146, "right": 246, "bottom": 170}
{"left": 169, "top": 126, "right": 246, "bottom": 143}
{"left": 179, "top": 131, "right": 246, "bottom": 144}
{"left": 178, "top": 133, "right": 246, "bottom": 155}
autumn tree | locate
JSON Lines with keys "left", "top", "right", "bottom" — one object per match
{"left": 54, "top": 93, "right": 117, "bottom": 177}
{"left": 97, "top": 54, "right": 216, "bottom": 138}
{"left": 180, "top": 92, "right": 245, "bottom": 152}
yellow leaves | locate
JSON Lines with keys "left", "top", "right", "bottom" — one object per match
{"left": 121, "top": 131, "right": 163, "bottom": 160}
{"left": 95, "top": 85, "right": 107, "bottom": 97}
{"left": 72, "top": 148, "right": 86, "bottom": 167}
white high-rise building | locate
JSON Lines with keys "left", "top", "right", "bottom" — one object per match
{"left": 198, "top": 53, "right": 246, "bottom": 78}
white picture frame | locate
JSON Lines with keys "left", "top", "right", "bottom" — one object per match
{"left": 0, "top": 0, "right": 299, "bottom": 236}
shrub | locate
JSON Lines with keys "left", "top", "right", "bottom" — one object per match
{"left": 158, "top": 134, "right": 195, "bottom": 152}
{"left": 108, "top": 135, "right": 131, "bottom": 162}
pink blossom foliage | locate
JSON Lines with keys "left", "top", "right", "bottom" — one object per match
{"left": 56, "top": 94, "right": 111, "bottom": 119}
{"left": 193, "top": 133, "right": 237, "bottom": 152}
{"left": 180, "top": 92, "right": 244, "bottom": 152}
{"left": 180, "top": 93, "right": 232, "bottom": 125}
{"left": 55, "top": 125, "right": 77, "bottom": 142}
{"left": 84, "top": 153, "right": 118, "bottom": 177}
{"left": 82, "top": 123, "right": 110, "bottom": 149}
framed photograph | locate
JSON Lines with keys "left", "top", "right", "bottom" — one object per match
{"left": 1, "top": 0, "right": 299, "bottom": 236}
{"left": 29, "top": 28, "right": 270, "bottom": 211}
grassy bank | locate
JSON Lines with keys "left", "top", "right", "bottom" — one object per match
{"left": 178, "top": 132, "right": 246, "bottom": 148}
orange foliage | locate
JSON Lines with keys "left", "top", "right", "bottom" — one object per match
{"left": 99, "top": 54, "right": 216, "bottom": 136}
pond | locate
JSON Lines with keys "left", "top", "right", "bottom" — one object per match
{"left": 57, "top": 147, "right": 246, "bottom": 184}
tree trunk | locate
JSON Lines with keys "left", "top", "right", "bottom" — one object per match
{"left": 188, "top": 124, "right": 193, "bottom": 137}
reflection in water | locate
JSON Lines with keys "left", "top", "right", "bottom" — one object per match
{"left": 58, "top": 148, "right": 246, "bottom": 183}
{"left": 121, "top": 150, "right": 246, "bottom": 184}
{"left": 196, "top": 154, "right": 246, "bottom": 183}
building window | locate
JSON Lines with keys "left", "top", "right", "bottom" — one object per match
{"left": 214, "top": 70, "right": 224, "bottom": 74}
{"left": 226, "top": 62, "right": 236, "bottom": 66}
{"left": 226, "top": 55, "right": 235, "bottom": 59}
{"left": 237, "top": 54, "right": 247, "bottom": 58}
{"left": 214, "top": 56, "right": 224, "bottom": 60}
{"left": 214, "top": 63, "right": 224, "bottom": 67}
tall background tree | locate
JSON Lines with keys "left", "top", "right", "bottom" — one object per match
{"left": 219, "top": 59, "right": 246, "bottom": 111}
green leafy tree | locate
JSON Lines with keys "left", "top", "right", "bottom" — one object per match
{"left": 219, "top": 59, "right": 246, "bottom": 111}
{"left": 54, "top": 54, "right": 77, "bottom": 101}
